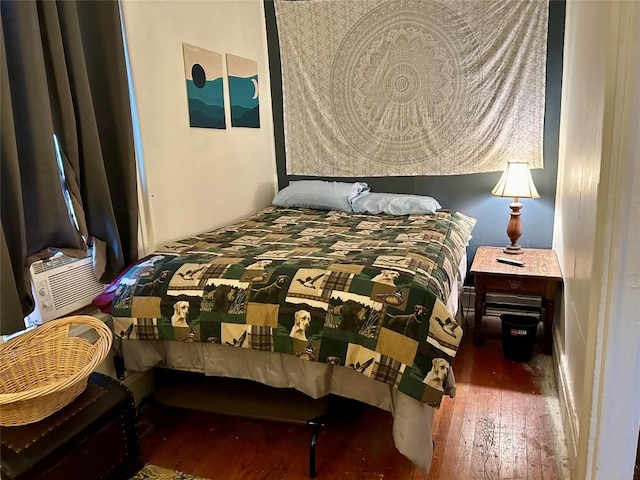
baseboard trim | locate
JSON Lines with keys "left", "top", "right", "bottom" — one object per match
{"left": 553, "top": 326, "right": 579, "bottom": 474}
{"left": 122, "top": 369, "right": 155, "bottom": 406}
{"left": 460, "top": 285, "right": 475, "bottom": 318}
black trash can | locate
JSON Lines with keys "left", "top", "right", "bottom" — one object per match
{"left": 500, "top": 314, "right": 540, "bottom": 362}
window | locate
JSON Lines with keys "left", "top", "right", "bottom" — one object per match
{"left": 52, "top": 133, "right": 82, "bottom": 238}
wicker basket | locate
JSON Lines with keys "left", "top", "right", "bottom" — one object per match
{"left": 0, "top": 315, "right": 113, "bottom": 426}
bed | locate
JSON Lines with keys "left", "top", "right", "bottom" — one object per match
{"left": 106, "top": 199, "right": 476, "bottom": 473}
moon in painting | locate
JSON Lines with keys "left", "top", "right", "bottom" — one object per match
{"left": 251, "top": 78, "right": 259, "bottom": 100}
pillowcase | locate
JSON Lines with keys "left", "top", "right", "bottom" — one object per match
{"left": 351, "top": 192, "right": 441, "bottom": 215}
{"left": 272, "top": 180, "right": 370, "bottom": 212}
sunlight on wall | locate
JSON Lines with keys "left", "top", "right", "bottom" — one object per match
{"left": 120, "top": 0, "right": 278, "bottom": 248}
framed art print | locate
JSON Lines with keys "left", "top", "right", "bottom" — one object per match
{"left": 183, "top": 43, "right": 226, "bottom": 129}
{"left": 226, "top": 54, "right": 260, "bottom": 128}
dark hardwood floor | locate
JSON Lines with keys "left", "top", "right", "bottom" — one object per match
{"left": 138, "top": 316, "right": 570, "bottom": 479}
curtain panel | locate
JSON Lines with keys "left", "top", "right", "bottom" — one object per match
{"left": 0, "top": 0, "right": 137, "bottom": 335}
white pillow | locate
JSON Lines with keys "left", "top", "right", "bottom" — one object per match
{"left": 351, "top": 192, "right": 441, "bottom": 215}
{"left": 272, "top": 180, "right": 370, "bottom": 212}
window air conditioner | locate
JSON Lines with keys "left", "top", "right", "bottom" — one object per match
{"left": 27, "top": 252, "right": 106, "bottom": 326}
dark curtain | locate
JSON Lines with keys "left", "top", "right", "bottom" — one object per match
{"left": 0, "top": 0, "right": 137, "bottom": 335}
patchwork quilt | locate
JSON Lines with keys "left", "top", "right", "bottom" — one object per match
{"left": 111, "top": 207, "right": 476, "bottom": 406}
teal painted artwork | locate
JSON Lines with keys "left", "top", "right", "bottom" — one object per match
{"left": 183, "top": 44, "right": 226, "bottom": 129}
{"left": 226, "top": 54, "right": 260, "bottom": 128}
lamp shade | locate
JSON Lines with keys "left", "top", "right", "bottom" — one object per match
{"left": 491, "top": 161, "right": 540, "bottom": 199}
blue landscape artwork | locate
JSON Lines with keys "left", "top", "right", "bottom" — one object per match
{"left": 183, "top": 44, "right": 225, "bottom": 129}
{"left": 226, "top": 54, "right": 260, "bottom": 128}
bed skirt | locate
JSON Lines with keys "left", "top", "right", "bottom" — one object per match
{"left": 122, "top": 339, "right": 456, "bottom": 474}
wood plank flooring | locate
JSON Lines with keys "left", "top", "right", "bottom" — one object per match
{"left": 138, "top": 316, "right": 571, "bottom": 479}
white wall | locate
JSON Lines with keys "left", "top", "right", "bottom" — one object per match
{"left": 554, "top": 2, "right": 640, "bottom": 478}
{"left": 552, "top": 0, "right": 609, "bottom": 467}
{"left": 121, "top": 0, "right": 277, "bottom": 248}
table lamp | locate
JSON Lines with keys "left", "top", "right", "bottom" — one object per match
{"left": 491, "top": 160, "right": 540, "bottom": 255}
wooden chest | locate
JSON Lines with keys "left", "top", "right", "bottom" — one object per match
{"left": 1, "top": 372, "right": 142, "bottom": 480}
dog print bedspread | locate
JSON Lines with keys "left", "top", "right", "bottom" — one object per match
{"left": 111, "top": 207, "right": 476, "bottom": 407}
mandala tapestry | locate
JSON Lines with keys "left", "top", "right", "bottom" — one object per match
{"left": 274, "top": 0, "right": 549, "bottom": 176}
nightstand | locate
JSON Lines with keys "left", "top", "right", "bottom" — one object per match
{"left": 470, "top": 246, "right": 563, "bottom": 354}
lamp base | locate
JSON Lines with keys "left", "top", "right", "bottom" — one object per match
{"left": 503, "top": 244, "right": 524, "bottom": 255}
{"left": 504, "top": 200, "right": 524, "bottom": 255}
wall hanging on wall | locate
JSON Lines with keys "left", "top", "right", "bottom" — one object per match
{"left": 274, "top": 0, "right": 549, "bottom": 177}
{"left": 226, "top": 54, "right": 260, "bottom": 128}
{"left": 183, "top": 43, "right": 226, "bottom": 129}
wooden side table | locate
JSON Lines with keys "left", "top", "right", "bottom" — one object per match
{"left": 470, "top": 246, "right": 563, "bottom": 355}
